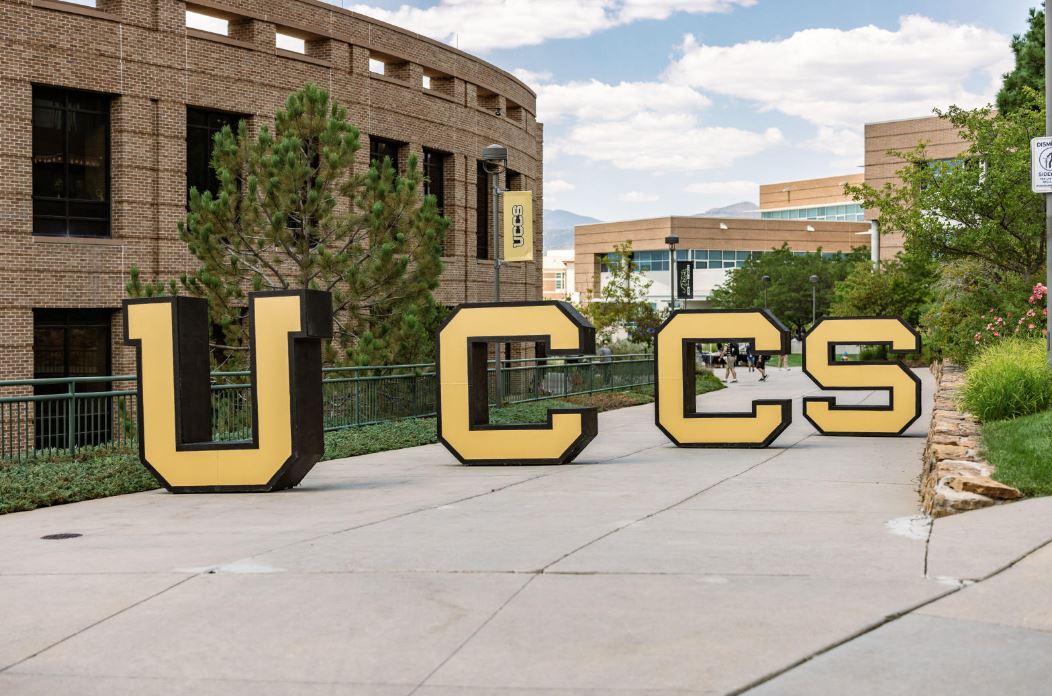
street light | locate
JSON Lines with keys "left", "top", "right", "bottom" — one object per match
{"left": 761, "top": 275, "right": 771, "bottom": 309}
{"left": 482, "top": 144, "right": 508, "bottom": 405}
{"left": 809, "top": 274, "right": 819, "bottom": 326}
{"left": 665, "top": 235, "right": 679, "bottom": 311}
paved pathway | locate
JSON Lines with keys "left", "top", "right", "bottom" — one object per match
{"left": 3, "top": 367, "right": 1052, "bottom": 694}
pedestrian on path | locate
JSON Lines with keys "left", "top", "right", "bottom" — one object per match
{"left": 757, "top": 353, "right": 769, "bottom": 382}
{"left": 720, "top": 342, "right": 738, "bottom": 383}
{"left": 746, "top": 345, "right": 756, "bottom": 372}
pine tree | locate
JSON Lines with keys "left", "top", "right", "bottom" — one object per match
{"left": 997, "top": 5, "right": 1045, "bottom": 114}
{"left": 128, "top": 84, "right": 447, "bottom": 368}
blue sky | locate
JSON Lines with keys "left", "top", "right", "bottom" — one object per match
{"left": 331, "top": 0, "right": 1034, "bottom": 220}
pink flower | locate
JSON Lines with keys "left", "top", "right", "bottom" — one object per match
{"left": 1029, "top": 323, "right": 1036, "bottom": 330}
{"left": 993, "top": 331, "right": 1000, "bottom": 337}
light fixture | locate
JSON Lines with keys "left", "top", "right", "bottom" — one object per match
{"left": 719, "top": 222, "right": 728, "bottom": 230}
{"left": 806, "top": 224, "right": 816, "bottom": 232}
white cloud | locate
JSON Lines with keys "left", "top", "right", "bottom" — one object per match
{"left": 683, "top": 180, "right": 758, "bottom": 195}
{"left": 347, "top": 0, "right": 753, "bottom": 52}
{"left": 546, "top": 178, "right": 576, "bottom": 193}
{"left": 535, "top": 80, "right": 710, "bottom": 123}
{"left": 665, "top": 15, "right": 1012, "bottom": 129}
{"left": 620, "top": 191, "right": 659, "bottom": 203}
{"left": 561, "top": 113, "right": 782, "bottom": 172}
{"left": 512, "top": 68, "right": 553, "bottom": 87}
{"left": 807, "top": 127, "right": 864, "bottom": 160}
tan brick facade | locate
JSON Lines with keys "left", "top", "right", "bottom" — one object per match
{"left": 759, "top": 173, "right": 863, "bottom": 211}
{"left": 864, "top": 115, "right": 967, "bottom": 258}
{"left": 575, "top": 217, "right": 871, "bottom": 302}
{"left": 0, "top": 0, "right": 544, "bottom": 381}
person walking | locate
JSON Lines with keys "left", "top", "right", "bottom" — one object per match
{"left": 746, "top": 345, "right": 756, "bottom": 372}
{"left": 756, "top": 352, "right": 769, "bottom": 382}
{"left": 720, "top": 342, "right": 738, "bottom": 383}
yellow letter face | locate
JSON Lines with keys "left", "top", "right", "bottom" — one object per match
{"left": 655, "top": 309, "right": 791, "bottom": 448}
{"left": 123, "top": 290, "right": 332, "bottom": 492}
{"left": 437, "top": 302, "right": 598, "bottom": 465}
{"left": 802, "top": 317, "right": 922, "bottom": 436}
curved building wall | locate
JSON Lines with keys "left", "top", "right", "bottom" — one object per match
{"left": 0, "top": 0, "right": 544, "bottom": 379}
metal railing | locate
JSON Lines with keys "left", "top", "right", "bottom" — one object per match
{"left": 0, "top": 353, "right": 653, "bottom": 460}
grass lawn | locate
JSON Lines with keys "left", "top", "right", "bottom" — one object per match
{"left": 982, "top": 410, "right": 1052, "bottom": 497}
{"left": 3, "top": 378, "right": 727, "bottom": 515}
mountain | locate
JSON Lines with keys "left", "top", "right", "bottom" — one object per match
{"left": 694, "top": 201, "right": 760, "bottom": 218}
{"left": 543, "top": 209, "right": 602, "bottom": 252}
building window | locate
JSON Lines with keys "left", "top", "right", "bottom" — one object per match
{"left": 422, "top": 148, "right": 447, "bottom": 217}
{"left": 32, "top": 86, "right": 110, "bottom": 237}
{"left": 476, "top": 160, "right": 490, "bottom": 259}
{"left": 760, "top": 203, "right": 864, "bottom": 222}
{"left": 369, "top": 136, "right": 403, "bottom": 175}
{"left": 555, "top": 272, "right": 565, "bottom": 290}
{"left": 186, "top": 107, "right": 243, "bottom": 202}
{"left": 33, "top": 309, "right": 113, "bottom": 449}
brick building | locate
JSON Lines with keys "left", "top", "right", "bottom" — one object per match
{"left": 864, "top": 115, "right": 968, "bottom": 258}
{"left": 574, "top": 217, "right": 871, "bottom": 308}
{"left": 1, "top": 0, "right": 544, "bottom": 389}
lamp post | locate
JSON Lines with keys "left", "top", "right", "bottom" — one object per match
{"left": 761, "top": 275, "right": 771, "bottom": 309}
{"left": 665, "top": 235, "right": 679, "bottom": 312}
{"left": 809, "top": 274, "right": 819, "bottom": 326}
{"left": 482, "top": 144, "right": 507, "bottom": 405}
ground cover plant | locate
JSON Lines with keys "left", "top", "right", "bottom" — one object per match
{"left": 2, "top": 380, "right": 722, "bottom": 515}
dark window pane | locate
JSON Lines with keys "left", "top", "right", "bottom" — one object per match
{"left": 186, "top": 107, "right": 242, "bottom": 202}
{"left": 369, "top": 136, "right": 403, "bottom": 175}
{"left": 33, "top": 309, "right": 113, "bottom": 449}
{"left": 67, "top": 111, "right": 107, "bottom": 201}
{"left": 32, "top": 217, "right": 67, "bottom": 236}
{"left": 32, "top": 86, "right": 111, "bottom": 237}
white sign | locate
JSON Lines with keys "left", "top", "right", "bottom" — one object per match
{"left": 1031, "top": 137, "right": 1052, "bottom": 193}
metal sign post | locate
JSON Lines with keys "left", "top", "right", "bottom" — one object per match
{"left": 1047, "top": 14, "right": 1052, "bottom": 367}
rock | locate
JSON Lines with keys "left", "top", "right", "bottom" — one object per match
{"left": 928, "top": 482, "right": 997, "bottom": 517}
{"left": 946, "top": 476, "right": 1023, "bottom": 500}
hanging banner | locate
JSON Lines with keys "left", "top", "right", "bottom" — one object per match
{"left": 503, "top": 190, "right": 534, "bottom": 262}
{"left": 676, "top": 260, "right": 693, "bottom": 300}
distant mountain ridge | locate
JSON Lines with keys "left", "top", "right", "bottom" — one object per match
{"left": 694, "top": 201, "right": 760, "bottom": 218}
{"left": 543, "top": 209, "right": 601, "bottom": 252}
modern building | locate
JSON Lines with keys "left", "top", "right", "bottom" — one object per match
{"left": 864, "top": 115, "right": 968, "bottom": 258}
{"left": 574, "top": 217, "right": 871, "bottom": 309}
{"left": 759, "top": 174, "right": 865, "bottom": 222}
{"left": 0, "top": 0, "right": 544, "bottom": 393}
{"left": 542, "top": 250, "right": 577, "bottom": 303}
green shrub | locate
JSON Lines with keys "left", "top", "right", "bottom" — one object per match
{"left": 960, "top": 337, "right": 1052, "bottom": 422}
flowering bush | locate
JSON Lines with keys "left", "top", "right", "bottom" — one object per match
{"left": 974, "top": 283, "right": 1048, "bottom": 346}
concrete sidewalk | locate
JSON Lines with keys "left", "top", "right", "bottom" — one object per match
{"left": 2, "top": 367, "right": 1052, "bottom": 695}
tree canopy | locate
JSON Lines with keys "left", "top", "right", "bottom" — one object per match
{"left": 580, "top": 241, "right": 665, "bottom": 348}
{"left": 128, "top": 84, "right": 447, "bottom": 367}
{"left": 708, "top": 244, "right": 868, "bottom": 332}
{"left": 846, "top": 93, "right": 1046, "bottom": 284}
{"left": 997, "top": 5, "right": 1045, "bottom": 114}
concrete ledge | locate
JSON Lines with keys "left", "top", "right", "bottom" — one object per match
{"left": 921, "top": 362, "right": 1021, "bottom": 517}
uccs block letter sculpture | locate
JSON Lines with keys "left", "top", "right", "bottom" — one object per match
{"left": 655, "top": 309, "right": 792, "bottom": 448}
{"left": 123, "top": 290, "right": 332, "bottom": 492}
{"left": 437, "top": 302, "right": 598, "bottom": 465}
{"left": 802, "top": 317, "right": 922, "bottom": 436}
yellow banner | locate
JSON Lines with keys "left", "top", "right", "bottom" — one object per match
{"left": 502, "top": 190, "right": 534, "bottom": 262}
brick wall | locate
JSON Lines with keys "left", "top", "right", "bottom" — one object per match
{"left": 864, "top": 115, "right": 967, "bottom": 259}
{"left": 0, "top": 0, "right": 544, "bottom": 381}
